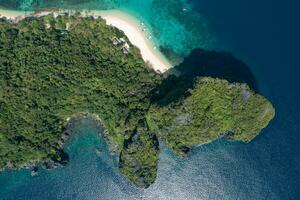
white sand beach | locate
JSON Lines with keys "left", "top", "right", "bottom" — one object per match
{"left": 0, "top": 8, "right": 32, "bottom": 19}
{"left": 0, "top": 8, "right": 172, "bottom": 73}
{"left": 94, "top": 10, "right": 172, "bottom": 73}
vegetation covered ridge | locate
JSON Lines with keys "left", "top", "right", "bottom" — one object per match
{"left": 0, "top": 14, "right": 275, "bottom": 188}
{"left": 0, "top": 13, "right": 161, "bottom": 185}
{"left": 147, "top": 77, "right": 275, "bottom": 156}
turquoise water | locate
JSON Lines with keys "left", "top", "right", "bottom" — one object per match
{"left": 0, "top": 0, "right": 218, "bottom": 59}
{"left": 0, "top": 0, "right": 300, "bottom": 199}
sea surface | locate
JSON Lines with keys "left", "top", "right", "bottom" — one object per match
{"left": 0, "top": 0, "right": 299, "bottom": 199}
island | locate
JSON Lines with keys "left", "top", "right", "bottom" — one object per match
{"left": 0, "top": 12, "right": 275, "bottom": 188}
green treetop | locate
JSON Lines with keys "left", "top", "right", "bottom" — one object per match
{"left": 0, "top": 14, "right": 275, "bottom": 188}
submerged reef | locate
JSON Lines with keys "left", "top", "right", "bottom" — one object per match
{"left": 0, "top": 14, "right": 274, "bottom": 188}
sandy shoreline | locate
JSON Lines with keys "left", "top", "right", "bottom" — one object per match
{"left": 0, "top": 8, "right": 172, "bottom": 73}
{"left": 0, "top": 8, "right": 33, "bottom": 19}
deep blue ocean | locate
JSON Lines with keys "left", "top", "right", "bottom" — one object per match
{"left": 0, "top": 0, "right": 299, "bottom": 199}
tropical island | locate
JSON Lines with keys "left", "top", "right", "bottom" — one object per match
{"left": 0, "top": 11, "right": 275, "bottom": 188}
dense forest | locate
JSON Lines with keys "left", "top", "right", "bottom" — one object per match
{"left": 0, "top": 14, "right": 275, "bottom": 188}
{"left": 147, "top": 77, "right": 275, "bottom": 156}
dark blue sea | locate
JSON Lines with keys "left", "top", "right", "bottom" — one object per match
{"left": 0, "top": 0, "right": 299, "bottom": 199}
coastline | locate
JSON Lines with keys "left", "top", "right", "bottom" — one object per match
{"left": 0, "top": 8, "right": 164, "bottom": 179}
{"left": 64, "top": 113, "right": 119, "bottom": 155}
{"left": 0, "top": 112, "right": 118, "bottom": 173}
{"left": 0, "top": 8, "right": 172, "bottom": 73}
{"left": 93, "top": 10, "right": 172, "bottom": 73}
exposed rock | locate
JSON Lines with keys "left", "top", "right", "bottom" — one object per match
{"left": 31, "top": 166, "right": 39, "bottom": 176}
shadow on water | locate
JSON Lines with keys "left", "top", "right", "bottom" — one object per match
{"left": 151, "top": 48, "right": 258, "bottom": 106}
